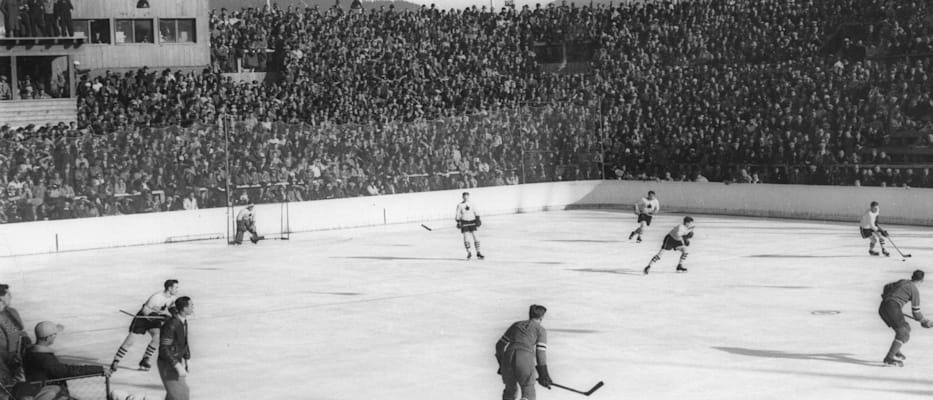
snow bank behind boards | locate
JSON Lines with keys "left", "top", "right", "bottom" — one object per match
{"left": 1, "top": 180, "right": 930, "bottom": 256}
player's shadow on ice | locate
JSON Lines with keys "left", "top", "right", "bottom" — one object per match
{"left": 748, "top": 255, "right": 865, "bottom": 258}
{"left": 545, "top": 239, "right": 619, "bottom": 243}
{"left": 572, "top": 268, "right": 652, "bottom": 276}
{"left": 713, "top": 347, "right": 880, "bottom": 367}
{"left": 335, "top": 256, "right": 564, "bottom": 265}
{"left": 333, "top": 256, "right": 466, "bottom": 261}
{"left": 860, "top": 388, "right": 933, "bottom": 396}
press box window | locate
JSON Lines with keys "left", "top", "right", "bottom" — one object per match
{"left": 159, "top": 19, "right": 196, "bottom": 43}
{"left": 73, "top": 19, "right": 111, "bottom": 44}
{"left": 115, "top": 19, "right": 154, "bottom": 44}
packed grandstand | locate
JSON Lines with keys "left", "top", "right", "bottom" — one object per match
{"left": 2, "top": 0, "right": 933, "bottom": 223}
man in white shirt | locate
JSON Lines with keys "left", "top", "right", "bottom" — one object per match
{"left": 182, "top": 192, "right": 198, "bottom": 210}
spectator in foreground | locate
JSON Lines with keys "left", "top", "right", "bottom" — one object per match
{"left": 0, "top": 284, "right": 30, "bottom": 393}
{"left": 17, "top": 321, "right": 109, "bottom": 399}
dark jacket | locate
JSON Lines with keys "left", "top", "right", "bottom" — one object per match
{"left": 14, "top": 345, "right": 104, "bottom": 398}
{"left": 0, "top": 307, "right": 30, "bottom": 387}
{"left": 1, "top": 0, "right": 19, "bottom": 25}
{"left": 159, "top": 315, "right": 190, "bottom": 366}
{"left": 53, "top": 0, "right": 71, "bottom": 15}
{"left": 22, "top": 345, "right": 104, "bottom": 382}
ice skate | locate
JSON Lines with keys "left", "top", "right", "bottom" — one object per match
{"left": 110, "top": 361, "right": 119, "bottom": 373}
{"left": 882, "top": 249, "right": 890, "bottom": 257}
{"left": 869, "top": 250, "right": 880, "bottom": 256}
{"left": 895, "top": 352, "right": 906, "bottom": 360}
{"left": 466, "top": 252, "right": 472, "bottom": 260}
{"left": 883, "top": 357, "right": 903, "bottom": 367}
{"left": 636, "top": 237, "right": 642, "bottom": 243}
{"left": 628, "top": 231, "right": 636, "bottom": 240}
{"left": 477, "top": 253, "right": 485, "bottom": 260}
{"left": 676, "top": 265, "right": 688, "bottom": 273}
{"left": 138, "top": 359, "right": 151, "bottom": 371}
{"left": 643, "top": 265, "right": 651, "bottom": 274}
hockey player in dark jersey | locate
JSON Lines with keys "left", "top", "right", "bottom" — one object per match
{"left": 495, "top": 305, "right": 552, "bottom": 400}
{"left": 644, "top": 216, "right": 695, "bottom": 274}
{"left": 879, "top": 270, "right": 932, "bottom": 366}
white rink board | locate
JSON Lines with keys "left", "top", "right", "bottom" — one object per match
{"left": 3, "top": 210, "right": 933, "bottom": 400}
{"left": 1, "top": 180, "right": 931, "bottom": 256}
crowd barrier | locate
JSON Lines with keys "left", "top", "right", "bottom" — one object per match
{"left": 1, "top": 180, "right": 931, "bottom": 256}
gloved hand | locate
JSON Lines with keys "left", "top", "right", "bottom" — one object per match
{"left": 175, "top": 363, "right": 188, "bottom": 377}
{"left": 683, "top": 239, "right": 690, "bottom": 247}
{"left": 475, "top": 216, "right": 482, "bottom": 227}
{"left": 536, "top": 365, "right": 552, "bottom": 389}
{"left": 879, "top": 229, "right": 889, "bottom": 237}
{"left": 456, "top": 220, "right": 462, "bottom": 229}
{"left": 922, "top": 319, "right": 933, "bottom": 328}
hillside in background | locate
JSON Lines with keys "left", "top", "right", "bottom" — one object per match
{"left": 210, "top": 0, "right": 424, "bottom": 11}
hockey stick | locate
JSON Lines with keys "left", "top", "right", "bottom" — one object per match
{"left": 885, "top": 236, "right": 912, "bottom": 259}
{"left": 119, "top": 310, "right": 166, "bottom": 319}
{"left": 552, "top": 381, "right": 604, "bottom": 396}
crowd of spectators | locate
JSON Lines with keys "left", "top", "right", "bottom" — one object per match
{"left": 3, "top": 0, "right": 933, "bottom": 223}
{"left": 0, "top": 102, "right": 598, "bottom": 222}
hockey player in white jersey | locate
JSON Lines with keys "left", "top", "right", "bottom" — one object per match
{"left": 860, "top": 201, "right": 890, "bottom": 257}
{"left": 629, "top": 191, "right": 659, "bottom": 243}
{"left": 644, "top": 216, "right": 695, "bottom": 274}
{"left": 456, "top": 192, "right": 485, "bottom": 260}
{"left": 110, "top": 280, "right": 180, "bottom": 372}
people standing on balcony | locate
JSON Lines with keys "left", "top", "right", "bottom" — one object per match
{"left": 27, "top": 0, "right": 42, "bottom": 37}
{"left": 0, "top": 0, "right": 20, "bottom": 37}
{"left": 53, "top": 0, "right": 71, "bottom": 37}
{"left": 41, "top": 0, "right": 53, "bottom": 36}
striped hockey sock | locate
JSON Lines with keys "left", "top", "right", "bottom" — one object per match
{"left": 474, "top": 241, "right": 481, "bottom": 254}
{"left": 142, "top": 345, "right": 156, "bottom": 361}
{"left": 113, "top": 346, "right": 128, "bottom": 363}
{"left": 464, "top": 241, "right": 472, "bottom": 254}
{"left": 680, "top": 253, "right": 689, "bottom": 263}
{"left": 648, "top": 255, "right": 661, "bottom": 266}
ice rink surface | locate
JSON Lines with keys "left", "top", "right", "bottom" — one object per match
{"left": 3, "top": 209, "right": 933, "bottom": 400}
